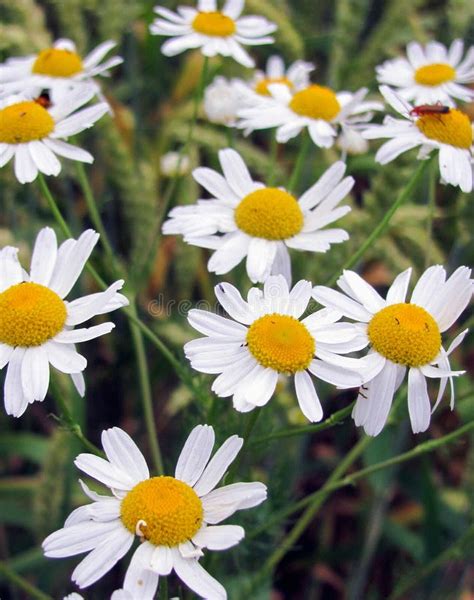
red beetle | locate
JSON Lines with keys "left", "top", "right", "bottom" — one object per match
{"left": 409, "top": 103, "right": 450, "bottom": 117}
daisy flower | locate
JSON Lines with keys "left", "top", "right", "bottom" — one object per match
{"left": 163, "top": 149, "right": 354, "bottom": 284}
{"left": 312, "top": 266, "right": 472, "bottom": 436}
{"left": 237, "top": 82, "right": 382, "bottom": 147}
{"left": 0, "top": 85, "right": 108, "bottom": 183}
{"left": 149, "top": 0, "right": 277, "bottom": 68}
{"left": 363, "top": 85, "right": 473, "bottom": 193}
{"left": 0, "top": 38, "right": 122, "bottom": 97}
{"left": 0, "top": 227, "right": 128, "bottom": 418}
{"left": 43, "top": 424, "right": 267, "bottom": 599}
{"left": 203, "top": 76, "right": 241, "bottom": 126}
{"left": 249, "top": 54, "right": 314, "bottom": 96}
{"left": 185, "top": 275, "right": 375, "bottom": 421}
{"left": 376, "top": 39, "right": 474, "bottom": 106}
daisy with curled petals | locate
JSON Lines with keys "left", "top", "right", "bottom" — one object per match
{"left": 150, "top": 0, "right": 277, "bottom": 68}
{"left": 363, "top": 85, "right": 473, "bottom": 192}
{"left": 43, "top": 425, "right": 267, "bottom": 599}
{"left": 0, "top": 38, "right": 122, "bottom": 97}
{"left": 0, "top": 85, "right": 108, "bottom": 183}
{"left": 376, "top": 39, "right": 474, "bottom": 106}
{"left": 312, "top": 266, "right": 472, "bottom": 436}
{"left": 237, "top": 82, "right": 382, "bottom": 147}
{"left": 163, "top": 149, "right": 354, "bottom": 284}
{"left": 185, "top": 275, "right": 375, "bottom": 421}
{"left": 0, "top": 227, "right": 128, "bottom": 418}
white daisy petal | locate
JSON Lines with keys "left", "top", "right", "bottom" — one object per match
{"left": 14, "top": 144, "right": 38, "bottom": 183}
{"left": 54, "top": 322, "right": 115, "bottom": 343}
{"left": 29, "top": 227, "right": 58, "bottom": 286}
{"left": 172, "top": 550, "right": 226, "bottom": 600}
{"left": 386, "top": 268, "right": 412, "bottom": 305}
{"left": 4, "top": 348, "right": 28, "bottom": 417}
{"left": 294, "top": 370, "right": 323, "bottom": 422}
{"left": 188, "top": 309, "right": 247, "bottom": 338}
{"left": 0, "top": 246, "right": 23, "bottom": 292}
{"left": 74, "top": 453, "right": 138, "bottom": 490}
{"left": 214, "top": 282, "right": 255, "bottom": 324}
{"left": 175, "top": 425, "right": 215, "bottom": 487}
{"left": 407, "top": 368, "right": 431, "bottom": 434}
{"left": 202, "top": 481, "right": 267, "bottom": 524}
{"left": 192, "top": 524, "right": 244, "bottom": 550}
{"left": 71, "top": 525, "right": 133, "bottom": 588}
{"left": 101, "top": 427, "right": 150, "bottom": 482}
{"left": 21, "top": 347, "right": 50, "bottom": 402}
{"left": 123, "top": 542, "right": 160, "bottom": 597}
{"left": 28, "top": 140, "right": 61, "bottom": 177}
{"left": 359, "top": 360, "right": 399, "bottom": 436}
{"left": 312, "top": 286, "right": 372, "bottom": 322}
{"left": 42, "top": 521, "right": 121, "bottom": 558}
{"left": 46, "top": 342, "right": 87, "bottom": 374}
{"left": 193, "top": 435, "right": 243, "bottom": 496}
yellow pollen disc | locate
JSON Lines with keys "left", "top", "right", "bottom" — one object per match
{"left": 235, "top": 188, "right": 304, "bottom": 240}
{"left": 0, "top": 282, "right": 67, "bottom": 348}
{"left": 32, "top": 48, "right": 83, "bottom": 77}
{"left": 416, "top": 109, "right": 472, "bottom": 149}
{"left": 192, "top": 11, "right": 236, "bottom": 36}
{"left": 414, "top": 63, "right": 456, "bottom": 86}
{"left": 289, "top": 85, "right": 341, "bottom": 121}
{"left": 255, "top": 77, "right": 293, "bottom": 96}
{"left": 367, "top": 303, "right": 441, "bottom": 368}
{"left": 120, "top": 476, "right": 203, "bottom": 547}
{"left": 246, "top": 314, "right": 315, "bottom": 374}
{"left": 0, "top": 101, "right": 54, "bottom": 144}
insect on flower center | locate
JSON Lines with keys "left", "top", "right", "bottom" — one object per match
{"left": 255, "top": 77, "right": 293, "bottom": 96}
{"left": 0, "top": 101, "right": 54, "bottom": 144}
{"left": 247, "top": 314, "right": 315, "bottom": 374}
{"left": 414, "top": 63, "right": 456, "bottom": 86}
{"left": 0, "top": 282, "right": 67, "bottom": 348}
{"left": 32, "top": 48, "right": 83, "bottom": 77}
{"left": 415, "top": 109, "right": 472, "bottom": 149}
{"left": 367, "top": 303, "right": 441, "bottom": 367}
{"left": 289, "top": 85, "right": 341, "bottom": 121}
{"left": 192, "top": 11, "right": 236, "bottom": 36}
{"left": 120, "top": 476, "right": 203, "bottom": 547}
{"left": 235, "top": 188, "right": 304, "bottom": 240}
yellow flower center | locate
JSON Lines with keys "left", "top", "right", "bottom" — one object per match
{"left": 192, "top": 11, "right": 236, "bottom": 36}
{"left": 32, "top": 48, "right": 84, "bottom": 77}
{"left": 414, "top": 63, "right": 456, "bottom": 86}
{"left": 120, "top": 476, "right": 203, "bottom": 547}
{"left": 247, "top": 314, "right": 315, "bottom": 374}
{"left": 234, "top": 188, "right": 304, "bottom": 240}
{"left": 255, "top": 77, "right": 293, "bottom": 96}
{"left": 289, "top": 85, "right": 341, "bottom": 121}
{"left": 416, "top": 109, "right": 472, "bottom": 149}
{"left": 367, "top": 303, "right": 441, "bottom": 367}
{"left": 0, "top": 282, "right": 67, "bottom": 348}
{"left": 0, "top": 101, "right": 55, "bottom": 144}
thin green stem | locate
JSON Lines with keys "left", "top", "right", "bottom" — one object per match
{"left": 128, "top": 299, "right": 164, "bottom": 475}
{"left": 267, "top": 135, "right": 279, "bottom": 186}
{"left": 250, "top": 420, "right": 474, "bottom": 542}
{"left": 50, "top": 379, "right": 103, "bottom": 456}
{"left": 37, "top": 173, "right": 72, "bottom": 240}
{"left": 75, "top": 162, "right": 119, "bottom": 274}
{"left": 227, "top": 410, "right": 261, "bottom": 483}
{"left": 257, "top": 435, "right": 372, "bottom": 579}
{"left": 158, "top": 569, "right": 169, "bottom": 599}
{"left": 0, "top": 561, "right": 53, "bottom": 600}
{"left": 250, "top": 402, "right": 354, "bottom": 446}
{"left": 388, "top": 522, "right": 474, "bottom": 599}
{"left": 288, "top": 132, "right": 311, "bottom": 193}
{"left": 325, "top": 157, "right": 434, "bottom": 287}
{"left": 424, "top": 158, "right": 437, "bottom": 268}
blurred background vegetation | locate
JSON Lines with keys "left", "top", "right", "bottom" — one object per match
{"left": 0, "top": 0, "right": 473, "bottom": 598}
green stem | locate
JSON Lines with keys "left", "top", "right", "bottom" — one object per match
{"left": 250, "top": 420, "right": 474, "bottom": 542}
{"left": 128, "top": 299, "right": 164, "bottom": 475}
{"left": 250, "top": 402, "right": 354, "bottom": 446}
{"left": 257, "top": 435, "right": 372, "bottom": 579}
{"left": 424, "top": 158, "right": 437, "bottom": 268}
{"left": 227, "top": 410, "right": 261, "bottom": 483}
{"left": 50, "top": 379, "right": 103, "bottom": 456}
{"left": 159, "top": 576, "right": 169, "bottom": 599}
{"left": 37, "top": 174, "right": 204, "bottom": 401}
{"left": 325, "top": 157, "right": 433, "bottom": 287}
{"left": 267, "top": 135, "right": 279, "bottom": 186}
{"left": 388, "top": 522, "right": 474, "bottom": 599}
{"left": 75, "top": 162, "right": 119, "bottom": 274}
{"left": 0, "top": 561, "right": 53, "bottom": 600}
{"left": 288, "top": 131, "right": 311, "bottom": 193}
